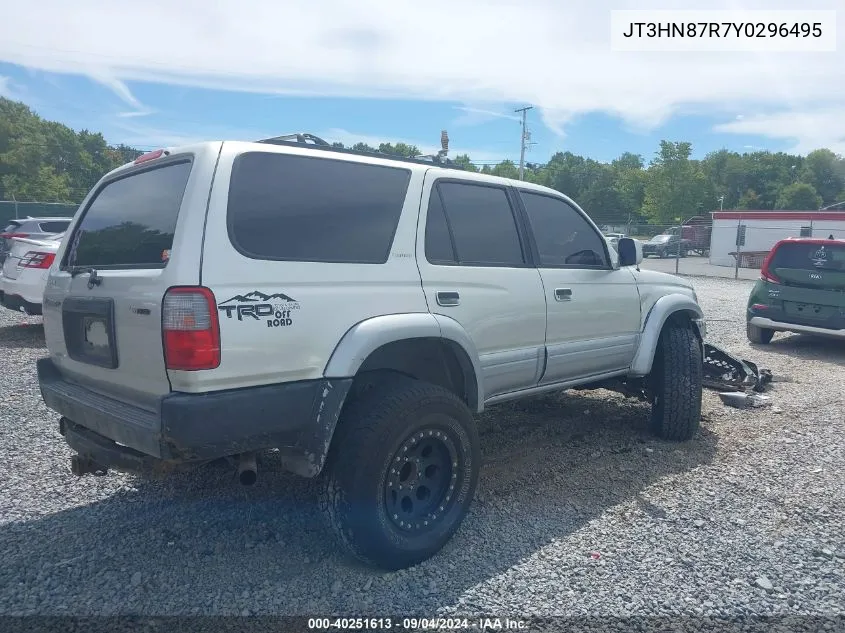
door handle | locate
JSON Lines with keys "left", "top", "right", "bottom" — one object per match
{"left": 554, "top": 288, "right": 572, "bottom": 301}
{"left": 436, "top": 291, "right": 460, "bottom": 307}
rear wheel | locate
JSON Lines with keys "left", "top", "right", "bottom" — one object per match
{"left": 649, "top": 321, "right": 703, "bottom": 441}
{"left": 747, "top": 322, "right": 774, "bottom": 345}
{"left": 320, "top": 378, "right": 480, "bottom": 570}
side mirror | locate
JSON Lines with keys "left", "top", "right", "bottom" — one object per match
{"left": 618, "top": 237, "right": 643, "bottom": 267}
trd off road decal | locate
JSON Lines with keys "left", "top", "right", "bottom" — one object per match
{"left": 217, "top": 291, "right": 300, "bottom": 328}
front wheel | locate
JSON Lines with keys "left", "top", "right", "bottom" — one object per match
{"left": 649, "top": 322, "right": 703, "bottom": 441}
{"left": 320, "top": 378, "right": 480, "bottom": 570}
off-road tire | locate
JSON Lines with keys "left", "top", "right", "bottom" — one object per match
{"left": 746, "top": 322, "right": 774, "bottom": 345}
{"left": 320, "top": 378, "right": 480, "bottom": 570}
{"left": 649, "top": 321, "right": 703, "bottom": 441}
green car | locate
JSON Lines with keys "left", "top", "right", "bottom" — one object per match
{"left": 746, "top": 237, "right": 845, "bottom": 344}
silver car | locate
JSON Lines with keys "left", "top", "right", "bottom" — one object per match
{"left": 0, "top": 217, "right": 72, "bottom": 265}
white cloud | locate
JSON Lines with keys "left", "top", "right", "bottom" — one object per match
{"left": 713, "top": 109, "right": 845, "bottom": 155}
{"left": 0, "top": 75, "right": 10, "bottom": 98}
{"left": 0, "top": 0, "right": 843, "bottom": 151}
{"left": 86, "top": 69, "right": 153, "bottom": 117}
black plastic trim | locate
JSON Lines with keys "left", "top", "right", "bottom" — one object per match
{"left": 37, "top": 357, "right": 354, "bottom": 478}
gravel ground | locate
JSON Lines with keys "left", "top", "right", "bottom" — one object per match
{"left": 1, "top": 276, "right": 844, "bottom": 628}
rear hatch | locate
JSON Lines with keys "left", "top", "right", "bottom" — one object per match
{"left": 42, "top": 147, "right": 217, "bottom": 412}
{"left": 762, "top": 240, "right": 845, "bottom": 327}
{"left": 1, "top": 236, "right": 60, "bottom": 281}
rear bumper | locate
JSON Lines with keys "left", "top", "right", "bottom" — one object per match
{"left": 749, "top": 315, "right": 845, "bottom": 340}
{"left": 0, "top": 289, "right": 42, "bottom": 315}
{"left": 37, "top": 357, "right": 353, "bottom": 477}
{"left": 0, "top": 270, "right": 47, "bottom": 315}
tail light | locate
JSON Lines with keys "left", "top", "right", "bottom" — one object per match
{"left": 751, "top": 304, "right": 769, "bottom": 311}
{"left": 759, "top": 244, "right": 781, "bottom": 284}
{"left": 20, "top": 251, "right": 56, "bottom": 269}
{"left": 162, "top": 286, "right": 220, "bottom": 370}
{"left": 1, "top": 232, "right": 30, "bottom": 239}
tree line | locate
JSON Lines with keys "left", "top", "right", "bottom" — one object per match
{"left": 2, "top": 97, "right": 844, "bottom": 226}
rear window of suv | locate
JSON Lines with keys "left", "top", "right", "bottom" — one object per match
{"left": 770, "top": 241, "right": 845, "bottom": 272}
{"left": 227, "top": 152, "right": 411, "bottom": 264}
{"left": 65, "top": 161, "right": 192, "bottom": 269}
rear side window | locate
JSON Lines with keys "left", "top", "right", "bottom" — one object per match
{"left": 66, "top": 161, "right": 192, "bottom": 269}
{"left": 39, "top": 221, "right": 71, "bottom": 233}
{"left": 771, "top": 242, "right": 845, "bottom": 272}
{"left": 227, "top": 152, "right": 411, "bottom": 264}
{"left": 431, "top": 182, "right": 525, "bottom": 266}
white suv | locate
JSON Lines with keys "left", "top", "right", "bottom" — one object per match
{"left": 37, "top": 136, "right": 706, "bottom": 570}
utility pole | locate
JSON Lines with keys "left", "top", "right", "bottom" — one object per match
{"left": 515, "top": 106, "right": 533, "bottom": 180}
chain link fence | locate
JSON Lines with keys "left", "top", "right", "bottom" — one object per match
{"left": 609, "top": 219, "right": 845, "bottom": 281}
{"left": 0, "top": 201, "right": 79, "bottom": 226}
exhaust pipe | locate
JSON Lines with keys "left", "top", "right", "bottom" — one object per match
{"left": 237, "top": 452, "right": 258, "bottom": 486}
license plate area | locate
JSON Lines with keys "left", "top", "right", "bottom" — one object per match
{"left": 783, "top": 301, "right": 835, "bottom": 319}
{"left": 62, "top": 297, "right": 119, "bottom": 369}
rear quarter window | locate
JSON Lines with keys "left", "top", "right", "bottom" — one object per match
{"left": 227, "top": 152, "right": 411, "bottom": 264}
{"left": 65, "top": 160, "right": 193, "bottom": 269}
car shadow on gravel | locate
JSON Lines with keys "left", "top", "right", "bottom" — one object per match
{"left": 753, "top": 333, "right": 845, "bottom": 364}
{"left": 0, "top": 322, "right": 45, "bottom": 349}
{"left": 0, "top": 389, "right": 719, "bottom": 616}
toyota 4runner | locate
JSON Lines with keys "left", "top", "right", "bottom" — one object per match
{"left": 37, "top": 135, "right": 706, "bottom": 570}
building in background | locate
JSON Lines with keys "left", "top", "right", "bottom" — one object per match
{"left": 709, "top": 211, "right": 845, "bottom": 268}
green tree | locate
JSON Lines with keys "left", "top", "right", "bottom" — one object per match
{"left": 737, "top": 189, "right": 761, "bottom": 209}
{"left": 452, "top": 154, "right": 478, "bottom": 172}
{"left": 775, "top": 182, "right": 823, "bottom": 210}
{"left": 641, "top": 141, "right": 709, "bottom": 224}
{"left": 800, "top": 149, "right": 845, "bottom": 206}
{"left": 0, "top": 97, "right": 137, "bottom": 203}
{"left": 377, "top": 142, "right": 421, "bottom": 158}
{"left": 611, "top": 152, "right": 646, "bottom": 223}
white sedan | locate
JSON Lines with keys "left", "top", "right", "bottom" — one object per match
{"left": 0, "top": 233, "right": 64, "bottom": 316}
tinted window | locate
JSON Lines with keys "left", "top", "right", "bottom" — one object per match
{"left": 520, "top": 192, "right": 608, "bottom": 267}
{"left": 39, "top": 221, "right": 71, "bottom": 233}
{"left": 228, "top": 152, "right": 411, "bottom": 263}
{"left": 436, "top": 182, "right": 524, "bottom": 266}
{"left": 771, "top": 242, "right": 845, "bottom": 272}
{"left": 424, "top": 190, "right": 456, "bottom": 264}
{"left": 67, "top": 161, "right": 192, "bottom": 269}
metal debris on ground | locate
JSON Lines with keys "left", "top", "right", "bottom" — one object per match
{"left": 718, "top": 392, "right": 772, "bottom": 409}
{"left": 703, "top": 342, "right": 776, "bottom": 409}
{"left": 703, "top": 343, "right": 773, "bottom": 393}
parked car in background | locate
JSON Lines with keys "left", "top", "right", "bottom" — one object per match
{"left": 603, "top": 232, "right": 627, "bottom": 251}
{"left": 0, "top": 217, "right": 72, "bottom": 265}
{"left": 746, "top": 237, "right": 845, "bottom": 344}
{"left": 641, "top": 232, "right": 689, "bottom": 258}
{"left": 0, "top": 233, "right": 65, "bottom": 315}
